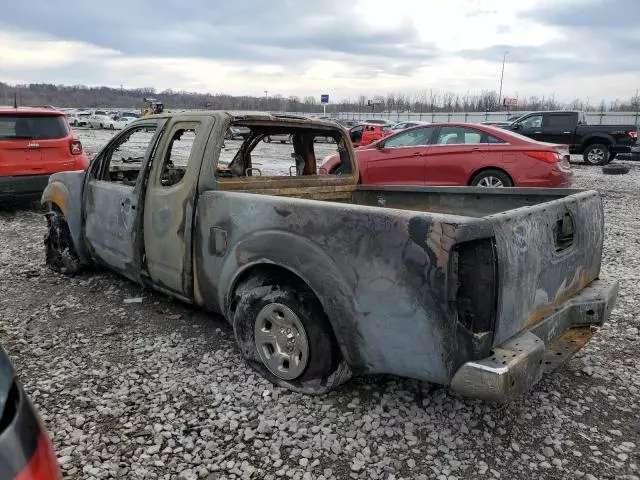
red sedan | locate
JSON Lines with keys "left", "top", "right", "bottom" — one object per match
{"left": 323, "top": 122, "right": 572, "bottom": 187}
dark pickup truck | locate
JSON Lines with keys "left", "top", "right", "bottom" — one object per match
{"left": 40, "top": 111, "right": 617, "bottom": 401}
{"left": 506, "top": 111, "right": 637, "bottom": 165}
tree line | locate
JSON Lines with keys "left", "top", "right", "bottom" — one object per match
{"left": 1, "top": 82, "right": 639, "bottom": 113}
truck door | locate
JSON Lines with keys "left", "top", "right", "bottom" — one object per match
{"left": 83, "top": 119, "right": 165, "bottom": 281}
{"left": 513, "top": 114, "right": 545, "bottom": 142}
{"left": 143, "top": 116, "right": 213, "bottom": 298}
{"left": 538, "top": 112, "right": 577, "bottom": 146}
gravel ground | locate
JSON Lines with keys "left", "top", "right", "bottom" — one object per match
{"left": 0, "top": 131, "right": 638, "bottom": 479}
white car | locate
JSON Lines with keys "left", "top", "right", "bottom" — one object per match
{"left": 110, "top": 116, "right": 137, "bottom": 130}
{"left": 88, "top": 113, "right": 114, "bottom": 129}
{"left": 68, "top": 112, "right": 91, "bottom": 127}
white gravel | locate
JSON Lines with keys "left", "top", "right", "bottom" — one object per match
{"left": 0, "top": 130, "right": 638, "bottom": 479}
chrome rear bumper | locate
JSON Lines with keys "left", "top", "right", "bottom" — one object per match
{"left": 450, "top": 279, "right": 618, "bottom": 402}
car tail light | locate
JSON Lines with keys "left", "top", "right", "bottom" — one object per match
{"left": 524, "top": 151, "right": 558, "bottom": 163}
{"left": 69, "top": 140, "right": 83, "bottom": 155}
{"left": 451, "top": 238, "right": 498, "bottom": 336}
{"left": 628, "top": 130, "right": 637, "bottom": 138}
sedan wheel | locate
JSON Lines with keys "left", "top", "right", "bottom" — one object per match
{"left": 471, "top": 169, "right": 513, "bottom": 187}
{"left": 476, "top": 176, "right": 504, "bottom": 187}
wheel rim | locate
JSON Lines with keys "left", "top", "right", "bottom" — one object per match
{"left": 477, "top": 176, "right": 504, "bottom": 187}
{"left": 587, "top": 147, "right": 605, "bottom": 163}
{"left": 254, "top": 303, "right": 309, "bottom": 380}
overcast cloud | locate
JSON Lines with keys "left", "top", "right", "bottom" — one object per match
{"left": 1, "top": 0, "right": 638, "bottom": 101}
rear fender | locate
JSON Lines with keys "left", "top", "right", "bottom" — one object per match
{"left": 41, "top": 171, "right": 88, "bottom": 263}
{"left": 210, "top": 230, "right": 360, "bottom": 368}
{"left": 580, "top": 133, "right": 615, "bottom": 150}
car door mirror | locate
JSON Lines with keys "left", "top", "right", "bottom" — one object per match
{"left": 512, "top": 123, "right": 522, "bottom": 130}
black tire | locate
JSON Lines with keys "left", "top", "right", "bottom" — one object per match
{"left": 99, "top": 124, "right": 103, "bottom": 129}
{"left": 331, "top": 166, "right": 342, "bottom": 175}
{"left": 44, "top": 210, "right": 81, "bottom": 275}
{"left": 583, "top": 143, "right": 610, "bottom": 165}
{"left": 602, "top": 164, "right": 630, "bottom": 175}
{"left": 470, "top": 169, "right": 513, "bottom": 187}
{"left": 232, "top": 278, "right": 344, "bottom": 394}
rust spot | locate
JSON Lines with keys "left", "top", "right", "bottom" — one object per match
{"left": 525, "top": 272, "right": 594, "bottom": 329}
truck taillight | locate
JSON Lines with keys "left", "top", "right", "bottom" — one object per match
{"left": 524, "top": 151, "right": 558, "bottom": 163}
{"left": 628, "top": 130, "right": 637, "bottom": 138}
{"left": 451, "top": 238, "right": 498, "bottom": 336}
{"left": 69, "top": 140, "right": 83, "bottom": 155}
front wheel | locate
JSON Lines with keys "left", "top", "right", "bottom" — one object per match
{"left": 232, "top": 279, "right": 347, "bottom": 394}
{"left": 583, "top": 144, "right": 610, "bottom": 165}
{"left": 44, "top": 210, "right": 81, "bottom": 275}
{"left": 470, "top": 169, "right": 513, "bottom": 187}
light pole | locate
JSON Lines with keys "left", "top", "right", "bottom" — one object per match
{"left": 498, "top": 51, "right": 509, "bottom": 109}
{"left": 264, "top": 90, "right": 268, "bottom": 111}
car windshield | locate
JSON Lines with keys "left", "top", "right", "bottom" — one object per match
{"left": 0, "top": 115, "right": 68, "bottom": 139}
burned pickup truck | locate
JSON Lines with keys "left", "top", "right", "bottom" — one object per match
{"left": 41, "top": 111, "right": 618, "bottom": 401}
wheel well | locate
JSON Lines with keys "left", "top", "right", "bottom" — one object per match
{"left": 582, "top": 137, "right": 611, "bottom": 150}
{"left": 229, "top": 264, "right": 320, "bottom": 317}
{"left": 468, "top": 167, "right": 513, "bottom": 186}
{"left": 228, "top": 263, "right": 342, "bottom": 356}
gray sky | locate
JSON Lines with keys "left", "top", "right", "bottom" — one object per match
{"left": 1, "top": 0, "right": 638, "bottom": 101}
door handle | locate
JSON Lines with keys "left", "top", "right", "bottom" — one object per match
{"left": 563, "top": 131, "right": 571, "bottom": 134}
{"left": 412, "top": 152, "right": 423, "bottom": 156}
{"left": 472, "top": 147, "right": 482, "bottom": 152}
{"left": 534, "top": 131, "right": 542, "bottom": 134}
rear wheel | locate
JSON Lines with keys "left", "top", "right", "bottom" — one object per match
{"left": 470, "top": 169, "right": 513, "bottom": 187}
{"left": 232, "top": 278, "right": 346, "bottom": 394}
{"left": 44, "top": 210, "right": 81, "bottom": 275}
{"left": 583, "top": 144, "right": 610, "bottom": 165}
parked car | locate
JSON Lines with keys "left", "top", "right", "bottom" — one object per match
{"left": 390, "top": 120, "right": 431, "bottom": 131}
{"left": 67, "top": 112, "right": 91, "bottom": 127}
{"left": 263, "top": 133, "right": 292, "bottom": 143}
{"left": 504, "top": 110, "right": 638, "bottom": 165}
{"left": 322, "top": 122, "right": 572, "bottom": 188}
{"left": 349, "top": 123, "right": 393, "bottom": 147}
{"left": 0, "top": 107, "right": 89, "bottom": 200}
{"left": 118, "top": 111, "right": 140, "bottom": 120}
{"left": 0, "top": 344, "right": 62, "bottom": 479}
{"left": 87, "top": 112, "right": 113, "bottom": 129}
{"left": 334, "top": 119, "right": 359, "bottom": 128}
{"left": 41, "top": 111, "right": 617, "bottom": 402}
{"left": 364, "top": 118, "right": 394, "bottom": 126}
{"left": 225, "top": 125, "right": 250, "bottom": 140}
{"left": 109, "top": 116, "right": 137, "bottom": 130}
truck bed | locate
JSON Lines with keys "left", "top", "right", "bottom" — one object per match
{"left": 195, "top": 184, "right": 607, "bottom": 397}
{"left": 351, "top": 185, "right": 581, "bottom": 217}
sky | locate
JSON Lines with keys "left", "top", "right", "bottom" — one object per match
{"left": 1, "top": 0, "right": 639, "bottom": 102}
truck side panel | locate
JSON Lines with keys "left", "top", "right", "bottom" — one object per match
{"left": 193, "top": 190, "right": 489, "bottom": 384}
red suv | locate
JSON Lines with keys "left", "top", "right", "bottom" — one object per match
{"left": 0, "top": 108, "right": 89, "bottom": 200}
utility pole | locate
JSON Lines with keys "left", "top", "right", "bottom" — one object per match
{"left": 498, "top": 51, "right": 509, "bottom": 109}
{"left": 264, "top": 90, "right": 268, "bottom": 112}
